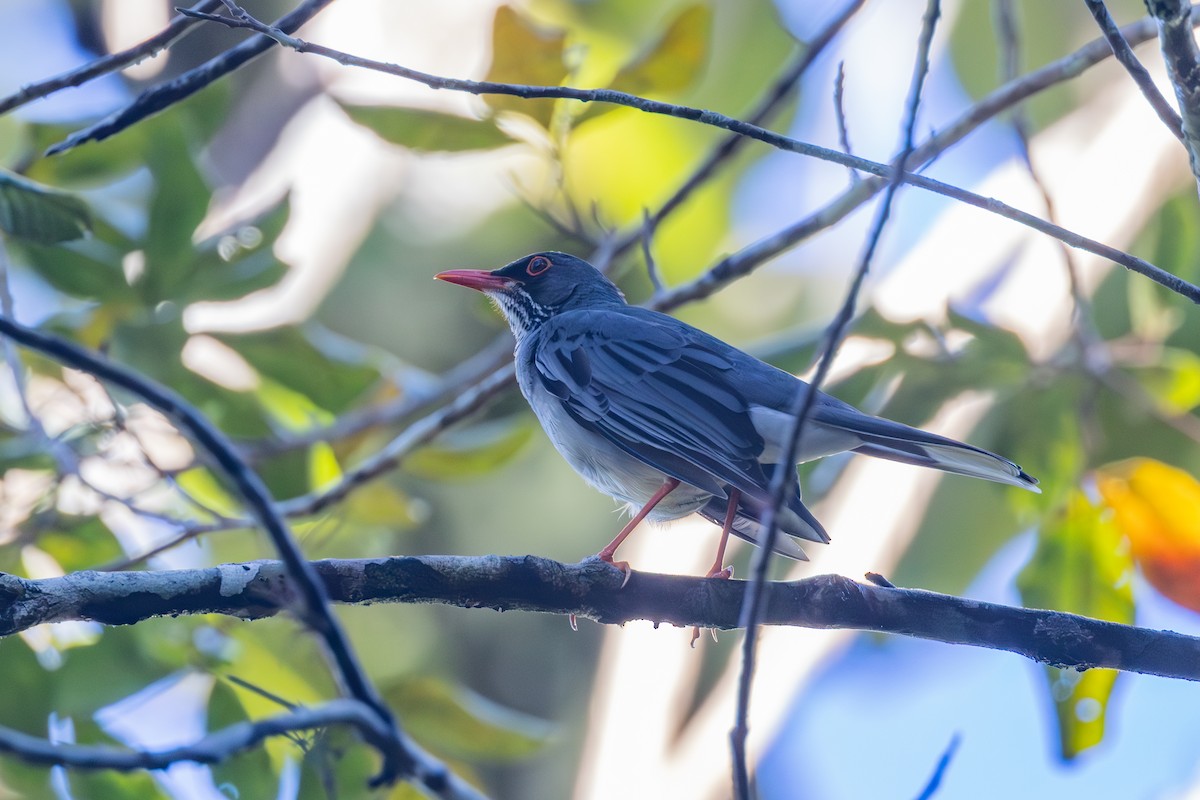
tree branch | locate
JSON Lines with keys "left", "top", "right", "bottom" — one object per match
{"left": 2, "top": 555, "right": 1198, "bottom": 682}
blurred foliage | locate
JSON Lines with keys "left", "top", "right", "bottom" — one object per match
{"left": 0, "top": 0, "right": 1197, "bottom": 798}
{"left": 1018, "top": 492, "right": 1133, "bottom": 759}
{"left": 1097, "top": 458, "right": 1200, "bottom": 613}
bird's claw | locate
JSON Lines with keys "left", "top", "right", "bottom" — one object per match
{"left": 597, "top": 553, "right": 632, "bottom": 588}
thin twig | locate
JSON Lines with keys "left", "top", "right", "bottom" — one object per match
{"left": 732, "top": 4, "right": 941, "bottom": 796}
{"left": 833, "top": 61, "right": 858, "bottom": 179}
{"left": 236, "top": 4, "right": 863, "bottom": 463}
{"left": 640, "top": 210, "right": 665, "bottom": 294}
{"left": 914, "top": 734, "right": 962, "bottom": 800}
{"left": 1082, "top": 0, "right": 1185, "bottom": 139}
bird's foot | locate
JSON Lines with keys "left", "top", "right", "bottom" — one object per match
{"left": 597, "top": 552, "right": 632, "bottom": 588}
{"left": 691, "top": 565, "right": 733, "bottom": 645}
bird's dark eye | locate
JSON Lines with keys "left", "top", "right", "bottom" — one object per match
{"left": 526, "top": 256, "right": 552, "bottom": 276}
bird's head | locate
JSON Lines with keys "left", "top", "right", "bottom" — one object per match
{"left": 436, "top": 252, "right": 625, "bottom": 339}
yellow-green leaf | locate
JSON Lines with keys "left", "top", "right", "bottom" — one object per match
{"left": 407, "top": 419, "right": 533, "bottom": 480}
{"left": 338, "top": 103, "right": 515, "bottom": 153}
{"left": 610, "top": 4, "right": 712, "bottom": 97}
{"left": 1131, "top": 348, "right": 1200, "bottom": 414}
{"left": 483, "top": 5, "right": 568, "bottom": 129}
{"left": 1017, "top": 491, "right": 1133, "bottom": 759}
{"left": 1096, "top": 458, "right": 1200, "bottom": 612}
{"left": 307, "top": 441, "right": 342, "bottom": 492}
{"left": 0, "top": 169, "right": 91, "bottom": 244}
{"left": 388, "top": 676, "right": 552, "bottom": 763}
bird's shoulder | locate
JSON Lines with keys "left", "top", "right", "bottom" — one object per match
{"left": 539, "top": 306, "right": 728, "bottom": 361}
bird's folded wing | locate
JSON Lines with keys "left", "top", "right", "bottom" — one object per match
{"left": 533, "top": 312, "right": 769, "bottom": 498}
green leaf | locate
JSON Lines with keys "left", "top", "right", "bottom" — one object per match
{"left": 213, "top": 325, "right": 382, "bottom": 414}
{"left": 1131, "top": 346, "right": 1200, "bottom": 414}
{"left": 26, "top": 122, "right": 149, "bottom": 187}
{"left": 37, "top": 515, "right": 122, "bottom": 572}
{"left": 1017, "top": 491, "right": 1134, "bottom": 759}
{"left": 483, "top": 5, "right": 568, "bottom": 129}
{"left": 609, "top": 4, "right": 711, "bottom": 96}
{"left": 407, "top": 418, "right": 534, "bottom": 479}
{"left": 338, "top": 103, "right": 516, "bottom": 153}
{"left": 13, "top": 227, "right": 133, "bottom": 302}
{"left": 142, "top": 123, "right": 211, "bottom": 301}
{"left": 0, "top": 169, "right": 92, "bottom": 243}
{"left": 178, "top": 195, "right": 291, "bottom": 303}
{"left": 388, "top": 676, "right": 552, "bottom": 763}
{"left": 577, "top": 4, "right": 712, "bottom": 125}
{"left": 208, "top": 680, "right": 281, "bottom": 799}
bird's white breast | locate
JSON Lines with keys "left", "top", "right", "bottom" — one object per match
{"left": 515, "top": 347, "right": 713, "bottom": 519}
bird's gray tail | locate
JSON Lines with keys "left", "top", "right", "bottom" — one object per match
{"left": 851, "top": 435, "right": 1039, "bottom": 492}
{"left": 698, "top": 466, "right": 828, "bottom": 561}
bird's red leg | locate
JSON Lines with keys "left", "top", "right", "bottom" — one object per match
{"left": 705, "top": 487, "right": 740, "bottom": 580}
{"left": 693, "top": 488, "right": 740, "bottom": 646}
{"left": 596, "top": 477, "right": 680, "bottom": 584}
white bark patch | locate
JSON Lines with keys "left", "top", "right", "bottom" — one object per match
{"left": 218, "top": 563, "right": 260, "bottom": 597}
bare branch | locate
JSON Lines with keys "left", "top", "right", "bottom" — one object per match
{"left": 2, "top": 556, "right": 1199, "bottom": 683}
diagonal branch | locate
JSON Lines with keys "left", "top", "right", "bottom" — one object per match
{"left": 2, "top": 555, "right": 1199, "bottom": 683}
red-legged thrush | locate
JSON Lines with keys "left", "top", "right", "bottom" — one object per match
{"left": 437, "top": 252, "right": 1039, "bottom": 578}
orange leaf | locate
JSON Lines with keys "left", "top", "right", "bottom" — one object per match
{"left": 1096, "top": 458, "right": 1200, "bottom": 612}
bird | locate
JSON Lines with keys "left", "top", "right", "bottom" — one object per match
{"left": 436, "top": 252, "right": 1039, "bottom": 580}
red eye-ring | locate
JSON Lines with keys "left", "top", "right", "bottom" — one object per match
{"left": 526, "top": 256, "right": 552, "bottom": 276}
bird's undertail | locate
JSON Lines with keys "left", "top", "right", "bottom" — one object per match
{"left": 697, "top": 468, "right": 827, "bottom": 561}
{"left": 852, "top": 436, "right": 1039, "bottom": 492}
